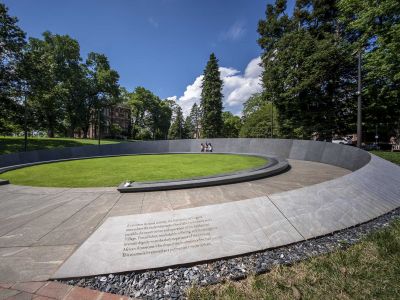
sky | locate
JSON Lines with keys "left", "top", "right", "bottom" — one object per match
{"left": 3, "top": 0, "right": 295, "bottom": 115}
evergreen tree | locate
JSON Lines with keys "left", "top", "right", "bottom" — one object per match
{"left": 183, "top": 116, "right": 194, "bottom": 139}
{"left": 168, "top": 105, "right": 185, "bottom": 139}
{"left": 200, "top": 53, "right": 223, "bottom": 138}
{"left": 189, "top": 103, "right": 201, "bottom": 138}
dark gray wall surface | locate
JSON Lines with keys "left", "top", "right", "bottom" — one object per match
{"left": 0, "top": 139, "right": 370, "bottom": 173}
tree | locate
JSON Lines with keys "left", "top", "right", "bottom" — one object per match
{"left": 222, "top": 111, "right": 241, "bottom": 138}
{"left": 183, "top": 116, "right": 194, "bottom": 139}
{"left": 339, "top": 0, "right": 400, "bottom": 140}
{"left": 188, "top": 103, "right": 201, "bottom": 138}
{"left": 23, "top": 32, "right": 76, "bottom": 137}
{"left": 155, "top": 101, "right": 172, "bottom": 139}
{"left": 258, "top": 0, "right": 356, "bottom": 139}
{"left": 168, "top": 105, "right": 185, "bottom": 139}
{"left": 128, "top": 87, "right": 172, "bottom": 140}
{"left": 0, "top": 3, "right": 26, "bottom": 134}
{"left": 200, "top": 53, "right": 223, "bottom": 138}
{"left": 240, "top": 94, "right": 279, "bottom": 138}
{"left": 84, "top": 52, "right": 120, "bottom": 138}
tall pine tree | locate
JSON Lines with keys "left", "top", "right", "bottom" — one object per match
{"left": 200, "top": 53, "right": 223, "bottom": 138}
{"left": 168, "top": 105, "right": 185, "bottom": 139}
{"left": 189, "top": 103, "right": 201, "bottom": 138}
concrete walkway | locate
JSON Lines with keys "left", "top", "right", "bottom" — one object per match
{"left": 0, "top": 281, "right": 132, "bottom": 300}
{"left": 0, "top": 160, "right": 349, "bottom": 282}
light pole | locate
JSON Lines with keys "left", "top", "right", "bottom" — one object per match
{"left": 22, "top": 82, "right": 29, "bottom": 152}
{"left": 356, "top": 49, "right": 362, "bottom": 148}
{"left": 271, "top": 100, "right": 274, "bottom": 138}
{"left": 23, "top": 93, "right": 28, "bottom": 152}
{"left": 98, "top": 108, "right": 101, "bottom": 146}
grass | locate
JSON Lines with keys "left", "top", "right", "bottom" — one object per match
{"left": 0, "top": 136, "right": 120, "bottom": 155}
{"left": 1, "top": 154, "right": 267, "bottom": 187}
{"left": 371, "top": 150, "right": 400, "bottom": 165}
{"left": 188, "top": 219, "right": 400, "bottom": 300}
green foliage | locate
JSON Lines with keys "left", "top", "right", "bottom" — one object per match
{"left": 339, "top": 0, "right": 400, "bottom": 139}
{"left": 257, "top": 0, "right": 400, "bottom": 140}
{"left": 109, "top": 123, "right": 122, "bottom": 138}
{"left": 222, "top": 112, "right": 241, "bottom": 138}
{"left": 0, "top": 3, "right": 26, "bottom": 134}
{"left": 240, "top": 94, "right": 279, "bottom": 138}
{"left": 128, "top": 87, "right": 172, "bottom": 140}
{"left": 200, "top": 53, "right": 223, "bottom": 138}
{"left": 258, "top": 0, "right": 356, "bottom": 139}
{"left": 168, "top": 105, "right": 185, "bottom": 139}
{"left": 187, "top": 103, "right": 201, "bottom": 138}
{"left": 183, "top": 116, "right": 195, "bottom": 139}
{"left": 23, "top": 32, "right": 85, "bottom": 137}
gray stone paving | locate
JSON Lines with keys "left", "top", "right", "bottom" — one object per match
{"left": 53, "top": 153, "right": 400, "bottom": 279}
{"left": 0, "top": 159, "right": 348, "bottom": 281}
{"left": 0, "top": 138, "right": 399, "bottom": 283}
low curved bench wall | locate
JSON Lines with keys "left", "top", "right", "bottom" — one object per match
{"left": 0, "top": 138, "right": 371, "bottom": 172}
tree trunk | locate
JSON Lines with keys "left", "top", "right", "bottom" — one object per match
{"left": 68, "top": 126, "right": 74, "bottom": 138}
{"left": 47, "top": 129, "right": 54, "bottom": 138}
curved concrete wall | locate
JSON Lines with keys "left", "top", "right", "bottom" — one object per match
{"left": 2, "top": 138, "right": 397, "bottom": 238}
{"left": 0, "top": 138, "right": 371, "bottom": 172}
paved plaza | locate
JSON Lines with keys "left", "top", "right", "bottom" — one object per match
{"left": 0, "top": 159, "right": 348, "bottom": 282}
{"left": 0, "top": 139, "right": 399, "bottom": 299}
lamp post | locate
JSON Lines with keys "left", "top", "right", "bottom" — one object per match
{"left": 98, "top": 108, "right": 101, "bottom": 146}
{"left": 356, "top": 49, "right": 362, "bottom": 148}
{"left": 271, "top": 100, "right": 274, "bottom": 138}
{"left": 23, "top": 93, "right": 28, "bottom": 152}
{"left": 22, "top": 81, "right": 29, "bottom": 152}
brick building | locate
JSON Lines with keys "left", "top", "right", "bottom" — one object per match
{"left": 88, "top": 104, "right": 131, "bottom": 139}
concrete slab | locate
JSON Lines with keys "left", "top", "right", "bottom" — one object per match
{"left": 0, "top": 245, "right": 76, "bottom": 282}
{"left": 106, "top": 193, "right": 144, "bottom": 217}
{"left": 268, "top": 176, "right": 397, "bottom": 239}
{"left": 141, "top": 191, "right": 172, "bottom": 213}
{"left": 53, "top": 197, "right": 300, "bottom": 278}
{"left": 35, "top": 193, "right": 121, "bottom": 246}
{"left": 0, "top": 193, "right": 101, "bottom": 247}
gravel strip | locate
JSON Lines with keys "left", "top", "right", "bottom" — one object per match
{"left": 60, "top": 207, "right": 400, "bottom": 300}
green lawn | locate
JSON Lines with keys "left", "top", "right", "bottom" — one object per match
{"left": 0, "top": 136, "right": 120, "bottom": 155}
{"left": 1, "top": 154, "right": 267, "bottom": 187}
{"left": 371, "top": 150, "right": 400, "bottom": 165}
{"left": 188, "top": 219, "right": 400, "bottom": 300}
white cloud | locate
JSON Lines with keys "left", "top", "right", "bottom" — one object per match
{"left": 166, "top": 96, "right": 177, "bottom": 101}
{"left": 221, "top": 21, "right": 246, "bottom": 41}
{"left": 170, "top": 57, "right": 263, "bottom": 116}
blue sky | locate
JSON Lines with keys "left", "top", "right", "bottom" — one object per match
{"left": 3, "top": 0, "right": 295, "bottom": 114}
